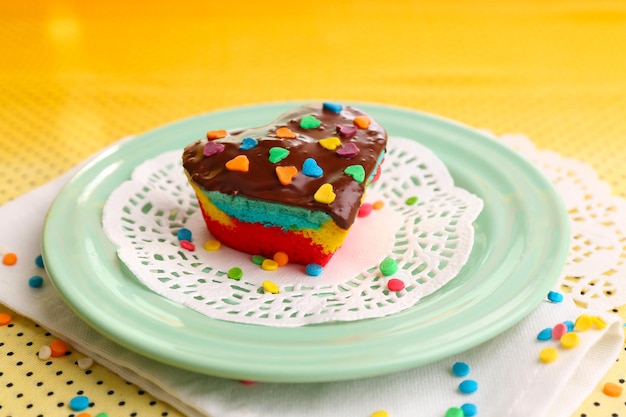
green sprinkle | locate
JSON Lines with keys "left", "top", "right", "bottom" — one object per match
{"left": 252, "top": 255, "right": 265, "bottom": 265}
{"left": 379, "top": 257, "right": 398, "bottom": 276}
{"left": 445, "top": 407, "right": 464, "bottom": 417}
{"left": 228, "top": 267, "right": 243, "bottom": 280}
{"left": 344, "top": 165, "right": 365, "bottom": 183}
{"left": 269, "top": 147, "right": 290, "bottom": 163}
{"left": 300, "top": 114, "right": 321, "bottom": 129}
{"left": 405, "top": 196, "right": 418, "bottom": 205}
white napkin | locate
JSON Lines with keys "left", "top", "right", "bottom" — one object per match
{"left": 0, "top": 148, "right": 623, "bottom": 417}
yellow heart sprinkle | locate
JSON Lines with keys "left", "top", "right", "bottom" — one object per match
{"left": 318, "top": 137, "right": 342, "bottom": 150}
{"left": 314, "top": 183, "right": 336, "bottom": 204}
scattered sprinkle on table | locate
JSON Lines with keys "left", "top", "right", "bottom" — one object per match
{"left": 251, "top": 254, "right": 265, "bottom": 265}
{"left": 461, "top": 403, "right": 478, "bottom": 416}
{"left": 261, "top": 259, "right": 279, "bottom": 271}
{"left": 2, "top": 252, "right": 17, "bottom": 265}
{"left": 452, "top": 361, "right": 470, "bottom": 377}
{"left": 551, "top": 322, "right": 568, "bottom": 340}
{"left": 358, "top": 202, "right": 373, "bottom": 217}
{"left": 77, "top": 357, "right": 94, "bottom": 370}
{"left": 262, "top": 280, "right": 279, "bottom": 294}
{"left": 560, "top": 332, "right": 580, "bottom": 349}
{"left": 0, "top": 312, "right": 12, "bottom": 325}
{"left": 38, "top": 345, "right": 52, "bottom": 360}
{"left": 445, "top": 407, "right": 464, "bottom": 417}
{"left": 537, "top": 327, "right": 552, "bottom": 341}
{"left": 305, "top": 263, "right": 323, "bottom": 276}
{"left": 204, "top": 239, "right": 221, "bottom": 251}
{"left": 591, "top": 315, "right": 607, "bottom": 329}
{"left": 29, "top": 275, "right": 44, "bottom": 288}
{"left": 370, "top": 410, "right": 389, "bottom": 417}
{"left": 69, "top": 395, "right": 90, "bottom": 411}
{"left": 35, "top": 254, "right": 45, "bottom": 268}
{"left": 405, "top": 196, "right": 418, "bottom": 206}
{"left": 547, "top": 290, "right": 563, "bottom": 303}
{"left": 574, "top": 313, "right": 592, "bottom": 331}
{"left": 458, "top": 379, "right": 478, "bottom": 394}
{"left": 372, "top": 200, "right": 385, "bottom": 210}
{"left": 387, "top": 278, "right": 405, "bottom": 292}
{"left": 603, "top": 382, "right": 623, "bottom": 397}
{"left": 379, "top": 257, "right": 398, "bottom": 276}
{"left": 539, "top": 347, "right": 558, "bottom": 363}
{"left": 177, "top": 227, "right": 192, "bottom": 241}
{"left": 273, "top": 251, "right": 289, "bottom": 266}
{"left": 50, "top": 339, "right": 69, "bottom": 357}
{"left": 179, "top": 240, "right": 195, "bottom": 251}
{"left": 227, "top": 267, "right": 243, "bottom": 280}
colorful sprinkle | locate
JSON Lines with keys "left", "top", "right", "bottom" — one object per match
{"left": 452, "top": 361, "right": 470, "bottom": 377}
{"left": 574, "top": 314, "right": 592, "bottom": 331}
{"left": 373, "top": 200, "right": 385, "bottom": 210}
{"left": 603, "top": 382, "right": 623, "bottom": 397}
{"left": 560, "top": 332, "right": 580, "bottom": 349}
{"left": 276, "top": 126, "right": 297, "bottom": 139}
{"left": 262, "top": 279, "right": 279, "bottom": 294}
{"left": 353, "top": 115, "right": 371, "bottom": 129}
{"left": 268, "top": 147, "right": 290, "bottom": 163}
{"left": 225, "top": 155, "right": 250, "bottom": 172}
{"left": 35, "top": 254, "right": 45, "bottom": 268}
{"left": 591, "top": 315, "right": 607, "bottom": 329}
{"left": 318, "top": 137, "right": 342, "bottom": 150}
{"left": 204, "top": 240, "right": 221, "bottom": 251}
{"left": 239, "top": 137, "right": 258, "bottom": 150}
{"left": 323, "top": 102, "right": 343, "bottom": 114}
{"left": 206, "top": 129, "right": 227, "bottom": 140}
{"left": 539, "top": 347, "right": 558, "bottom": 363}
{"left": 50, "top": 339, "right": 68, "bottom": 357}
{"left": 445, "top": 407, "right": 464, "bottom": 417}
{"left": 273, "top": 251, "right": 289, "bottom": 267}
{"left": 177, "top": 227, "right": 192, "bottom": 241}
{"left": 276, "top": 166, "right": 298, "bottom": 185}
{"left": 29, "top": 275, "right": 44, "bottom": 288}
{"left": 2, "top": 252, "right": 17, "bottom": 266}
{"left": 203, "top": 141, "right": 225, "bottom": 157}
{"left": 261, "top": 259, "right": 279, "bottom": 271}
{"left": 370, "top": 411, "right": 389, "bottom": 417}
{"left": 77, "top": 357, "right": 94, "bottom": 370}
{"left": 302, "top": 158, "right": 323, "bottom": 178}
{"left": 537, "top": 327, "right": 553, "bottom": 341}
{"left": 387, "top": 278, "right": 405, "bottom": 292}
{"left": 0, "top": 313, "right": 12, "bottom": 325}
{"left": 547, "top": 290, "right": 563, "bottom": 303}
{"left": 405, "top": 196, "right": 418, "bottom": 205}
{"left": 37, "top": 345, "right": 51, "bottom": 360}
{"left": 240, "top": 380, "right": 256, "bottom": 385}
{"left": 300, "top": 114, "right": 321, "bottom": 129}
{"left": 228, "top": 267, "right": 243, "bottom": 280}
{"left": 461, "top": 403, "right": 478, "bottom": 417}
{"left": 180, "top": 240, "right": 195, "bottom": 251}
{"left": 379, "top": 257, "right": 398, "bottom": 276}
{"left": 77, "top": 413, "right": 92, "bottom": 417}
{"left": 95, "top": 413, "right": 109, "bottom": 417}
{"left": 336, "top": 142, "right": 360, "bottom": 159}
{"left": 344, "top": 164, "right": 365, "bottom": 183}
{"left": 313, "top": 183, "right": 336, "bottom": 204}
{"left": 563, "top": 320, "right": 575, "bottom": 332}
{"left": 337, "top": 124, "right": 357, "bottom": 138}
{"left": 305, "top": 263, "right": 323, "bottom": 276}
{"left": 252, "top": 255, "right": 265, "bottom": 265}
{"left": 69, "top": 395, "right": 90, "bottom": 411}
{"left": 551, "top": 322, "right": 568, "bottom": 340}
{"left": 358, "top": 203, "right": 373, "bottom": 217}
{"left": 458, "top": 379, "right": 478, "bottom": 394}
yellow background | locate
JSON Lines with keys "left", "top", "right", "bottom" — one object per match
{"left": 1, "top": 1, "right": 625, "bottom": 416}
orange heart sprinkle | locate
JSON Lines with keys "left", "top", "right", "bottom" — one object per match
{"left": 225, "top": 155, "right": 249, "bottom": 172}
{"left": 353, "top": 115, "right": 371, "bottom": 129}
{"left": 276, "top": 127, "right": 297, "bottom": 139}
{"left": 206, "top": 129, "right": 227, "bottom": 140}
{"left": 275, "top": 165, "right": 298, "bottom": 185}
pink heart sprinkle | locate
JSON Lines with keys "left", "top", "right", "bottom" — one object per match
{"left": 203, "top": 141, "right": 225, "bottom": 157}
{"left": 336, "top": 142, "right": 360, "bottom": 159}
{"left": 336, "top": 124, "right": 357, "bottom": 138}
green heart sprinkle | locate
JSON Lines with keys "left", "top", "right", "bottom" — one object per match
{"left": 344, "top": 165, "right": 365, "bottom": 183}
{"left": 269, "top": 147, "right": 290, "bottom": 163}
{"left": 300, "top": 114, "right": 321, "bottom": 129}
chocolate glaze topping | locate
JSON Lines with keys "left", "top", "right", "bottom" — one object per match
{"left": 182, "top": 103, "right": 387, "bottom": 229}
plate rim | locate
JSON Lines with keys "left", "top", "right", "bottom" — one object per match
{"left": 42, "top": 101, "right": 570, "bottom": 382}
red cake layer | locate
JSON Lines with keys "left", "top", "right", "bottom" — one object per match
{"left": 198, "top": 203, "right": 334, "bottom": 266}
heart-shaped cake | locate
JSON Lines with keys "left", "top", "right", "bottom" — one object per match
{"left": 182, "top": 102, "right": 387, "bottom": 266}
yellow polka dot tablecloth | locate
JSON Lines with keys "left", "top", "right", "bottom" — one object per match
{"left": 1, "top": 1, "right": 626, "bottom": 416}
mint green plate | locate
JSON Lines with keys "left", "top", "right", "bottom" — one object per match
{"left": 43, "top": 102, "right": 569, "bottom": 383}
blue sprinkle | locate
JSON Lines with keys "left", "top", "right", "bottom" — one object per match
{"left": 461, "top": 403, "right": 478, "bottom": 417}
{"left": 547, "top": 290, "right": 563, "bottom": 303}
{"left": 29, "top": 275, "right": 44, "bottom": 288}
{"left": 302, "top": 158, "right": 323, "bottom": 178}
{"left": 452, "top": 361, "right": 470, "bottom": 377}
{"left": 537, "top": 327, "right": 552, "bottom": 341}
{"left": 305, "top": 263, "right": 323, "bottom": 277}
{"left": 323, "top": 102, "right": 343, "bottom": 114}
{"left": 177, "top": 228, "right": 192, "bottom": 242}
{"left": 240, "top": 137, "right": 258, "bottom": 151}
{"left": 69, "top": 395, "right": 90, "bottom": 411}
{"left": 459, "top": 379, "right": 478, "bottom": 394}
{"left": 564, "top": 320, "right": 575, "bottom": 332}
{"left": 35, "top": 254, "right": 45, "bottom": 269}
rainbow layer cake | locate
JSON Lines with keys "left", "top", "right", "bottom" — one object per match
{"left": 182, "top": 102, "right": 387, "bottom": 266}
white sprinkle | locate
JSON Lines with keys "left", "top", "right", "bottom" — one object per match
{"left": 38, "top": 345, "right": 52, "bottom": 360}
{"left": 77, "top": 357, "right": 94, "bottom": 370}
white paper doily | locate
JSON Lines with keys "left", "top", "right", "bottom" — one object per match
{"left": 102, "top": 136, "right": 483, "bottom": 327}
{"left": 497, "top": 133, "right": 626, "bottom": 310}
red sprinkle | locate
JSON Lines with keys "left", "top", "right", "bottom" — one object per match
{"left": 358, "top": 203, "right": 373, "bottom": 217}
{"left": 240, "top": 380, "right": 256, "bottom": 385}
{"left": 387, "top": 278, "right": 405, "bottom": 292}
{"left": 180, "top": 240, "right": 195, "bottom": 251}
{"left": 551, "top": 322, "right": 568, "bottom": 340}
